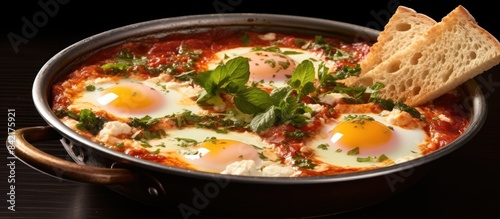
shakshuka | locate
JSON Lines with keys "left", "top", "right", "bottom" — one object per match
{"left": 51, "top": 28, "right": 469, "bottom": 177}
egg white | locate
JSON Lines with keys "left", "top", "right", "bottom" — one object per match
{"left": 146, "top": 127, "right": 275, "bottom": 173}
{"left": 68, "top": 76, "right": 205, "bottom": 120}
{"left": 309, "top": 113, "right": 427, "bottom": 168}
{"left": 207, "top": 47, "right": 335, "bottom": 87}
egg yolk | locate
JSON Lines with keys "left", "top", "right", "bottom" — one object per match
{"left": 184, "top": 139, "right": 261, "bottom": 173}
{"left": 240, "top": 51, "right": 296, "bottom": 85}
{"left": 97, "top": 82, "right": 165, "bottom": 116}
{"left": 330, "top": 120, "right": 395, "bottom": 154}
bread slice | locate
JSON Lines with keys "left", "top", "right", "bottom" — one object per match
{"left": 360, "top": 6, "right": 437, "bottom": 75}
{"left": 350, "top": 5, "right": 500, "bottom": 107}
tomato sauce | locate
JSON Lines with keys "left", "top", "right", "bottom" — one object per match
{"left": 52, "top": 28, "right": 470, "bottom": 177}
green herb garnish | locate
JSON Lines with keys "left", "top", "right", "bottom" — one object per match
{"left": 85, "top": 84, "right": 96, "bottom": 91}
{"left": 75, "top": 109, "right": 107, "bottom": 135}
{"left": 292, "top": 154, "right": 316, "bottom": 169}
{"left": 347, "top": 147, "right": 360, "bottom": 155}
{"left": 317, "top": 144, "right": 329, "bottom": 150}
{"left": 128, "top": 115, "right": 159, "bottom": 128}
{"left": 174, "top": 137, "right": 198, "bottom": 147}
{"left": 344, "top": 114, "right": 374, "bottom": 124}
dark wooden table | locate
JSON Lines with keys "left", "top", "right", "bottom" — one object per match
{"left": 2, "top": 1, "right": 499, "bottom": 218}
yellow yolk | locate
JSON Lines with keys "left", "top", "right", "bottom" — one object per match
{"left": 97, "top": 82, "right": 165, "bottom": 116}
{"left": 240, "top": 51, "right": 296, "bottom": 85}
{"left": 330, "top": 120, "right": 394, "bottom": 152}
{"left": 184, "top": 139, "right": 261, "bottom": 173}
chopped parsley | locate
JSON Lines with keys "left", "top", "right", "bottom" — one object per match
{"left": 128, "top": 115, "right": 159, "bottom": 128}
{"left": 116, "top": 142, "right": 124, "bottom": 148}
{"left": 74, "top": 109, "right": 107, "bottom": 135}
{"left": 149, "top": 148, "right": 161, "bottom": 154}
{"left": 317, "top": 144, "right": 329, "bottom": 150}
{"left": 347, "top": 147, "right": 360, "bottom": 155}
{"left": 174, "top": 137, "right": 198, "bottom": 147}
{"left": 356, "top": 154, "right": 390, "bottom": 163}
{"left": 85, "top": 84, "right": 96, "bottom": 91}
{"left": 101, "top": 48, "right": 201, "bottom": 79}
{"left": 284, "top": 130, "right": 310, "bottom": 140}
{"left": 292, "top": 154, "right": 316, "bottom": 169}
{"left": 300, "top": 35, "right": 353, "bottom": 61}
{"left": 343, "top": 114, "right": 375, "bottom": 124}
{"left": 139, "top": 139, "right": 153, "bottom": 148}
{"left": 377, "top": 154, "right": 389, "bottom": 162}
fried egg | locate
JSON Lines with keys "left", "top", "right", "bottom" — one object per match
{"left": 208, "top": 47, "right": 334, "bottom": 87}
{"left": 69, "top": 77, "right": 204, "bottom": 120}
{"left": 309, "top": 113, "right": 428, "bottom": 167}
{"left": 147, "top": 127, "right": 273, "bottom": 173}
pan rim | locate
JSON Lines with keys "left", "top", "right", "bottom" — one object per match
{"left": 31, "top": 13, "right": 486, "bottom": 184}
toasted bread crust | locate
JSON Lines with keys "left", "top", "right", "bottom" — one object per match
{"left": 360, "top": 6, "right": 437, "bottom": 74}
{"left": 350, "top": 5, "right": 500, "bottom": 106}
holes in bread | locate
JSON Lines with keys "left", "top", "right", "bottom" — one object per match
{"left": 410, "top": 52, "right": 423, "bottom": 65}
{"left": 405, "top": 78, "right": 413, "bottom": 87}
{"left": 387, "top": 84, "right": 396, "bottom": 94}
{"left": 398, "top": 82, "right": 406, "bottom": 93}
{"left": 395, "top": 22, "right": 411, "bottom": 32}
{"left": 442, "top": 67, "right": 454, "bottom": 82}
{"left": 473, "top": 42, "right": 480, "bottom": 50}
{"left": 469, "top": 51, "right": 477, "bottom": 60}
{"left": 438, "top": 54, "right": 446, "bottom": 64}
{"left": 421, "top": 70, "right": 429, "bottom": 80}
{"left": 411, "top": 86, "right": 421, "bottom": 95}
{"left": 387, "top": 60, "right": 401, "bottom": 73}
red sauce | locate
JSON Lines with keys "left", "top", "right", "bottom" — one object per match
{"left": 52, "top": 28, "right": 470, "bottom": 177}
{"left": 419, "top": 92, "right": 470, "bottom": 154}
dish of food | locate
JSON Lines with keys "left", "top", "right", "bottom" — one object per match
{"left": 13, "top": 6, "right": 495, "bottom": 218}
{"left": 49, "top": 25, "right": 471, "bottom": 177}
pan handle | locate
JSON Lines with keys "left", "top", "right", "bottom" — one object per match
{"left": 9, "top": 126, "right": 140, "bottom": 185}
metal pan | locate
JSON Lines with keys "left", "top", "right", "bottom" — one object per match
{"left": 10, "top": 13, "right": 487, "bottom": 218}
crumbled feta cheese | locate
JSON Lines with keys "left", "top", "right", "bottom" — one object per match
{"left": 61, "top": 117, "right": 78, "bottom": 129}
{"left": 307, "top": 103, "right": 324, "bottom": 113}
{"left": 382, "top": 109, "right": 420, "bottom": 129}
{"left": 96, "top": 121, "right": 132, "bottom": 145}
{"left": 164, "top": 81, "right": 202, "bottom": 98}
{"left": 92, "top": 77, "right": 114, "bottom": 84}
{"left": 221, "top": 160, "right": 297, "bottom": 177}
{"left": 221, "top": 160, "right": 259, "bottom": 176}
{"left": 258, "top": 33, "right": 276, "bottom": 41}
{"left": 303, "top": 104, "right": 325, "bottom": 119}
{"left": 261, "top": 163, "right": 295, "bottom": 177}
{"left": 318, "top": 93, "right": 350, "bottom": 105}
{"left": 438, "top": 114, "right": 452, "bottom": 123}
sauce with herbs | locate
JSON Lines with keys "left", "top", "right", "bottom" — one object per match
{"left": 52, "top": 28, "right": 470, "bottom": 177}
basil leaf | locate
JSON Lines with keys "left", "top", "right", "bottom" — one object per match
{"left": 290, "top": 59, "right": 315, "bottom": 90}
{"left": 194, "top": 71, "right": 216, "bottom": 94}
{"left": 194, "top": 57, "right": 250, "bottom": 105}
{"left": 269, "top": 86, "right": 292, "bottom": 105}
{"left": 234, "top": 87, "right": 274, "bottom": 114}
{"left": 248, "top": 106, "right": 277, "bottom": 132}
{"left": 196, "top": 89, "right": 213, "bottom": 103}
{"left": 209, "top": 65, "right": 228, "bottom": 88}
{"left": 222, "top": 57, "right": 250, "bottom": 88}
{"left": 289, "top": 60, "right": 315, "bottom": 99}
